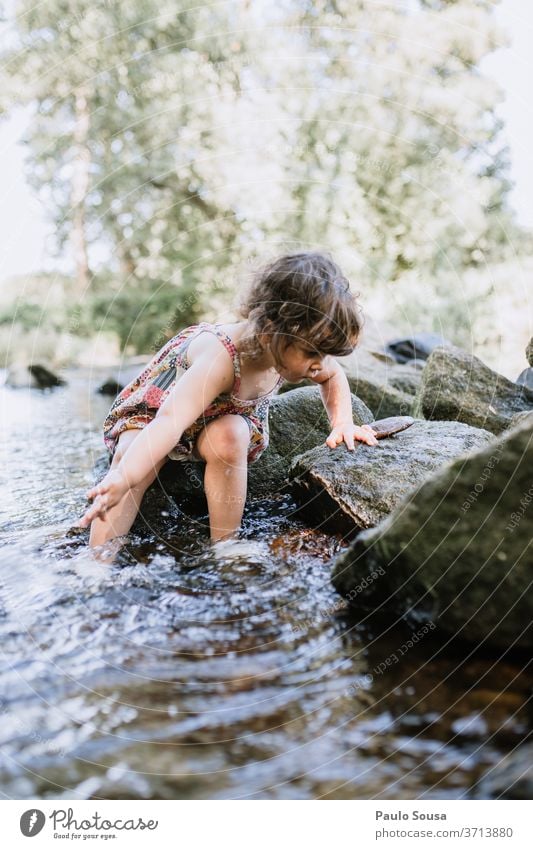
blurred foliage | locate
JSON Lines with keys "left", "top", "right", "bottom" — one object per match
{"left": 89, "top": 276, "right": 202, "bottom": 353}
{"left": 0, "top": 270, "right": 202, "bottom": 357}
{"left": 0, "top": 0, "right": 526, "bottom": 354}
{"left": 0, "top": 301, "right": 45, "bottom": 331}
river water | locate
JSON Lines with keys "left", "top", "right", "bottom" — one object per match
{"left": 0, "top": 370, "right": 531, "bottom": 800}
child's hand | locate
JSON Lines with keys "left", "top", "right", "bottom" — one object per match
{"left": 77, "top": 469, "right": 129, "bottom": 527}
{"left": 325, "top": 421, "right": 379, "bottom": 450}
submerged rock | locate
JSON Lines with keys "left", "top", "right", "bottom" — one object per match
{"left": 414, "top": 344, "right": 533, "bottom": 434}
{"left": 290, "top": 419, "right": 492, "bottom": 533}
{"left": 29, "top": 364, "right": 66, "bottom": 388}
{"left": 6, "top": 364, "right": 66, "bottom": 389}
{"left": 96, "top": 359, "right": 150, "bottom": 397}
{"left": 97, "top": 378, "right": 124, "bottom": 396}
{"left": 331, "top": 415, "right": 533, "bottom": 650}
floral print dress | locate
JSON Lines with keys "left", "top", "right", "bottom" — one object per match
{"left": 103, "top": 322, "right": 284, "bottom": 464}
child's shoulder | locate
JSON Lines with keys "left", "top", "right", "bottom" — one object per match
{"left": 184, "top": 322, "right": 243, "bottom": 372}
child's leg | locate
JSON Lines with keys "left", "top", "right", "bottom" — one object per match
{"left": 193, "top": 414, "right": 250, "bottom": 542}
{"left": 89, "top": 429, "right": 167, "bottom": 548}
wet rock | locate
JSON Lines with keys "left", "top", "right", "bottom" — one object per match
{"left": 97, "top": 378, "right": 124, "bottom": 396}
{"left": 472, "top": 744, "right": 533, "bottom": 799}
{"left": 331, "top": 415, "right": 533, "bottom": 650}
{"left": 527, "top": 337, "right": 533, "bottom": 368}
{"left": 509, "top": 410, "right": 533, "bottom": 429}
{"left": 516, "top": 367, "right": 533, "bottom": 391}
{"left": 413, "top": 345, "right": 533, "bottom": 434}
{"left": 6, "top": 364, "right": 65, "bottom": 389}
{"left": 96, "top": 360, "right": 150, "bottom": 398}
{"left": 29, "top": 364, "right": 66, "bottom": 388}
{"left": 290, "top": 418, "right": 492, "bottom": 533}
{"left": 385, "top": 333, "right": 453, "bottom": 364}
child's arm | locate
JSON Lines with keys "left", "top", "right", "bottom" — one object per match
{"left": 310, "top": 357, "right": 378, "bottom": 450}
{"left": 79, "top": 334, "right": 235, "bottom": 526}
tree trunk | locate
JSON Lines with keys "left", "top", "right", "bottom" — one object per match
{"left": 118, "top": 246, "right": 137, "bottom": 276}
{"left": 71, "top": 86, "right": 91, "bottom": 293}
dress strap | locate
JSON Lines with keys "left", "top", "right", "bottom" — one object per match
{"left": 195, "top": 322, "right": 242, "bottom": 395}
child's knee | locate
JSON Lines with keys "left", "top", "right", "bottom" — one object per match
{"left": 203, "top": 415, "right": 250, "bottom": 464}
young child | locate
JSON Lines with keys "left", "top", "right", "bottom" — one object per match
{"left": 78, "top": 251, "right": 378, "bottom": 546}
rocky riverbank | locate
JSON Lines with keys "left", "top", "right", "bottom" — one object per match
{"left": 90, "top": 332, "right": 533, "bottom": 661}
{"left": 325, "top": 335, "right": 533, "bottom": 654}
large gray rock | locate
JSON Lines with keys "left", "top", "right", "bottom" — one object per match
{"left": 95, "top": 386, "right": 374, "bottom": 512}
{"left": 289, "top": 419, "right": 492, "bottom": 533}
{"left": 527, "top": 337, "right": 533, "bottom": 368}
{"left": 414, "top": 345, "right": 533, "bottom": 434}
{"left": 516, "top": 367, "right": 533, "bottom": 391}
{"left": 338, "top": 347, "right": 423, "bottom": 418}
{"left": 332, "top": 415, "right": 533, "bottom": 650}
{"left": 343, "top": 376, "right": 415, "bottom": 420}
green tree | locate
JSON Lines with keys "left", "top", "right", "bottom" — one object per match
{"left": 0, "top": 0, "right": 521, "bottom": 352}
{"left": 276, "top": 0, "right": 514, "bottom": 284}
{"left": 0, "top": 1, "right": 251, "bottom": 317}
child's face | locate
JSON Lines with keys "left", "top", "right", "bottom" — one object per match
{"left": 274, "top": 343, "right": 325, "bottom": 382}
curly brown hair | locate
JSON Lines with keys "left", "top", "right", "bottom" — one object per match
{"left": 237, "top": 251, "right": 363, "bottom": 363}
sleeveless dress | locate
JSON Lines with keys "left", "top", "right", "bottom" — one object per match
{"left": 102, "top": 322, "right": 285, "bottom": 464}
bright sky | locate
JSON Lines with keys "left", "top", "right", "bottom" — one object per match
{"left": 0, "top": 0, "right": 532, "bottom": 284}
{"left": 481, "top": 0, "right": 533, "bottom": 228}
